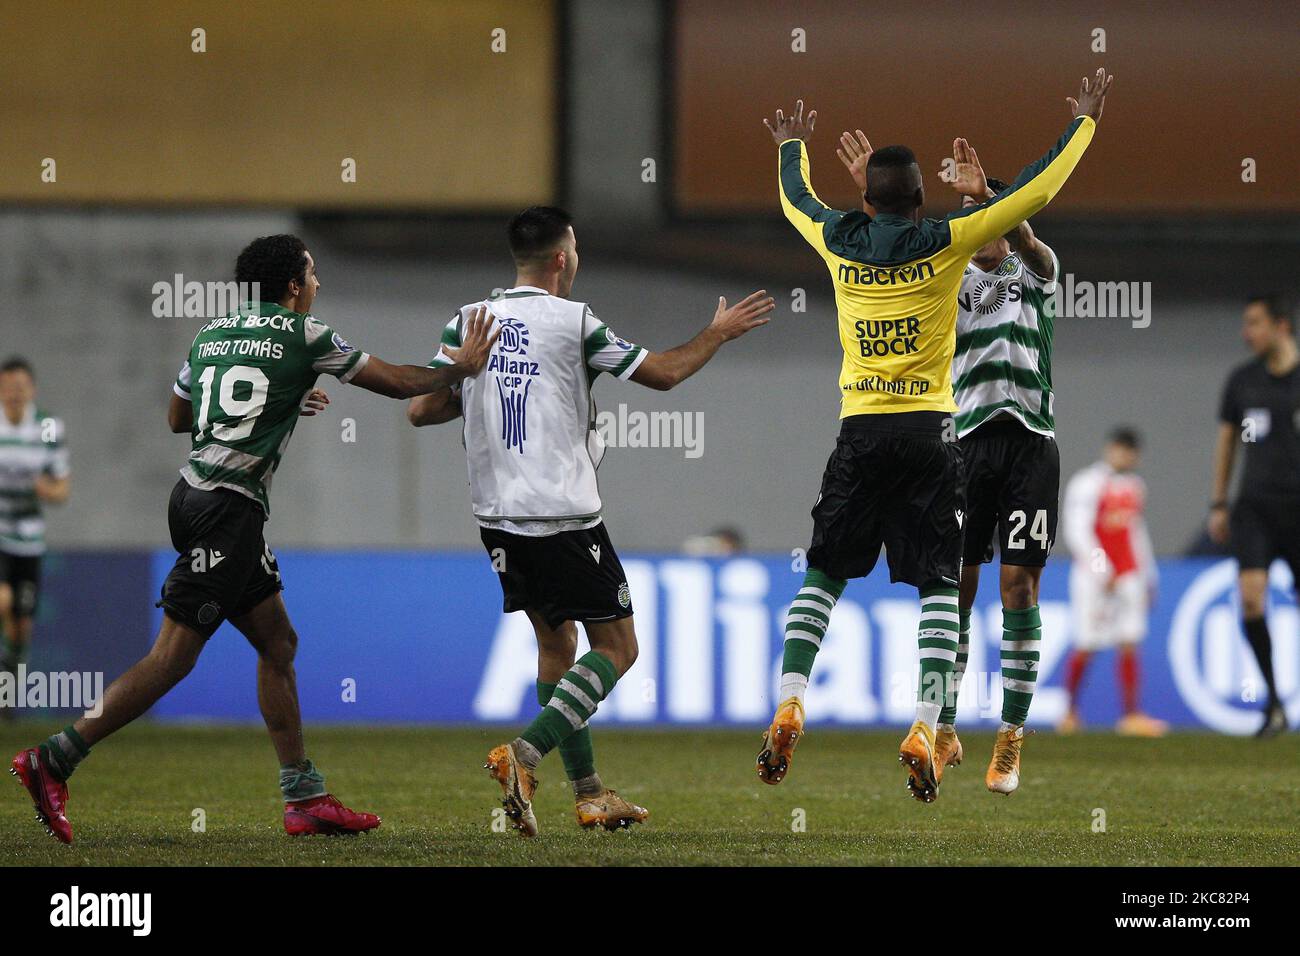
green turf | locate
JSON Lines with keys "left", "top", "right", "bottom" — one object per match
{"left": 1, "top": 722, "right": 1296, "bottom": 866}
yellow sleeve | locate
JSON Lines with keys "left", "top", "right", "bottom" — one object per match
{"left": 948, "top": 116, "right": 1096, "bottom": 253}
{"left": 777, "top": 139, "right": 841, "bottom": 258}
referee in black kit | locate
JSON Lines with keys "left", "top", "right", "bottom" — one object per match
{"left": 1209, "top": 295, "right": 1298, "bottom": 737}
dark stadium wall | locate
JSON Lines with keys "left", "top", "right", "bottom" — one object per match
{"left": 671, "top": 0, "right": 1300, "bottom": 216}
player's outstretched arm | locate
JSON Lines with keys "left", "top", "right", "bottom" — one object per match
{"left": 351, "top": 307, "right": 498, "bottom": 399}
{"left": 630, "top": 291, "right": 774, "bottom": 391}
{"left": 767, "top": 100, "right": 844, "bottom": 257}
{"left": 948, "top": 69, "right": 1112, "bottom": 253}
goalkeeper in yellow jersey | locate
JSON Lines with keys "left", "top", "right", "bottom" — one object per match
{"left": 756, "top": 70, "right": 1112, "bottom": 803}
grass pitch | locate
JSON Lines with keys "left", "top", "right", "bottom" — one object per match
{"left": 1, "top": 722, "right": 1296, "bottom": 866}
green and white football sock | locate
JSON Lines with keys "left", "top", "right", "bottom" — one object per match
{"left": 516, "top": 651, "right": 619, "bottom": 771}
{"left": 1000, "top": 605, "right": 1041, "bottom": 728}
{"left": 779, "top": 568, "right": 847, "bottom": 706}
{"left": 937, "top": 607, "right": 972, "bottom": 728}
{"left": 915, "top": 585, "right": 960, "bottom": 733}
{"left": 38, "top": 726, "right": 90, "bottom": 782}
{"left": 537, "top": 680, "right": 603, "bottom": 797}
{"left": 279, "top": 758, "right": 326, "bottom": 803}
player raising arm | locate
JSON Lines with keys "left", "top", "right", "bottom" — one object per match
{"left": 756, "top": 70, "right": 1111, "bottom": 804}
{"left": 838, "top": 128, "right": 1070, "bottom": 791}
{"left": 410, "top": 206, "right": 772, "bottom": 837}
{"left": 11, "top": 235, "right": 496, "bottom": 844}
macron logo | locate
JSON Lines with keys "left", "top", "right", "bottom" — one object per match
{"left": 49, "top": 886, "right": 152, "bottom": 937}
{"left": 589, "top": 544, "right": 601, "bottom": 564}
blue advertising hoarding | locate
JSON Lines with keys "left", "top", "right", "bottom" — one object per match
{"left": 120, "top": 551, "right": 1297, "bottom": 734}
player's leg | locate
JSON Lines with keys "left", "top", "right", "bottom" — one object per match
{"left": 934, "top": 566, "right": 978, "bottom": 776}
{"left": 1238, "top": 568, "right": 1285, "bottom": 737}
{"left": 231, "top": 590, "right": 380, "bottom": 836}
{"left": 509, "top": 613, "right": 635, "bottom": 774}
{"left": 232, "top": 593, "right": 303, "bottom": 766}
{"left": 10, "top": 613, "right": 205, "bottom": 843}
{"left": 527, "top": 610, "right": 600, "bottom": 794}
{"left": 1062, "top": 561, "right": 1102, "bottom": 732}
{"left": 884, "top": 427, "right": 965, "bottom": 803}
{"left": 985, "top": 431, "right": 1058, "bottom": 794}
{"left": 1106, "top": 575, "right": 1162, "bottom": 735}
{"left": 1060, "top": 649, "right": 1092, "bottom": 732}
{"left": 2, "top": 558, "right": 42, "bottom": 722}
{"left": 759, "top": 432, "right": 871, "bottom": 785}
{"left": 996, "top": 562, "right": 1044, "bottom": 726}
{"left": 938, "top": 432, "right": 1000, "bottom": 775}
{"left": 484, "top": 523, "right": 641, "bottom": 836}
{"left": 1229, "top": 500, "right": 1286, "bottom": 736}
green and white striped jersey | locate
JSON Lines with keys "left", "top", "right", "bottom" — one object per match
{"left": 951, "top": 246, "right": 1059, "bottom": 438}
{"left": 0, "top": 404, "right": 69, "bottom": 556}
{"left": 175, "top": 302, "right": 369, "bottom": 515}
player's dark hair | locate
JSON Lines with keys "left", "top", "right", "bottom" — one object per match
{"left": 865, "top": 146, "right": 923, "bottom": 215}
{"left": 235, "top": 234, "right": 309, "bottom": 304}
{"left": 507, "top": 206, "right": 573, "bottom": 265}
{"left": 986, "top": 177, "right": 1011, "bottom": 195}
{"left": 1247, "top": 294, "right": 1292, "bottom": 325}
{"left": 0, "top": 356, "right": 33, "bottom": 379}
{"left": 1108, "top": 426, "right": 1141, "bottom": 450}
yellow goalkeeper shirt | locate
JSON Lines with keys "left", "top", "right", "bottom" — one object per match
{"left": 778, "top": 115, "right": 1096, "bottom": 417}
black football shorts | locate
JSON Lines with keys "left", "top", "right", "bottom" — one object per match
{"left": 480, "top": 522, "right": 633, "bottom": 630}
{"left": 0, "top": 551, "right": 41, "bottom": 619}
{"left": 806, "top": 411, "right": 965, "bottom": 588}
{"left": 157, "top": 478, "right": 283, "bottom": 638}
{"left": 959, "top": 418, "right": 1060, "bottom": 568}
{"left": 1231, "top": 494, "right": 1300, "bottom": 579}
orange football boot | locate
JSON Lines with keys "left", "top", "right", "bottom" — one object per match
{"left": 934, "top": 726, "right": 963, "bottom": 784}
{"left": 986, "top": 724, "right": 1027, "bottom": 794}
{"left": 899, "top": 720, "right": 939, "bottom": 803}
{"left": 484, "top": 742, "right": 539, "bottom": 837}
{"left": 575, "top": 789, "right": 649, "bottom": 831}
{"left": 756, "top": 697, "right": 805, "bottom": 785}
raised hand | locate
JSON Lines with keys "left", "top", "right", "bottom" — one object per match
{"left": 1067, "top": 68, "right": 1113, "bottom": 122}
{"left": 709, "top": 290, "right": 775, "bottom": 341}
{"left": 939, "top": 137, "right": 988, "bottom": 198}
{"left": 836, "top": 129, "right": 873, "bottom": 192}
{"left": 763, "top": 99, "right": 817, "bottom": 144}
{"left": 443, "top": 306, "right": 501, "bottom": 376}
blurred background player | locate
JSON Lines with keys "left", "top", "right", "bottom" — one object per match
{"left": 409, "top": 206, "right": 773, "bottom": 836}
{"left": 1208, "top": 295, "right": 1297, "bottom": 738}
{"left": 0, "top": 358, "right": 71, "bottom": 718}
{"left": 758, "top": 70, "right": 1109, "bottom": 804}
{"left": 11, "top": 236, "right": 498, "bottom": 843}
{"left": 1060, "top": 427, "right": 1166, "bottom": 736}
